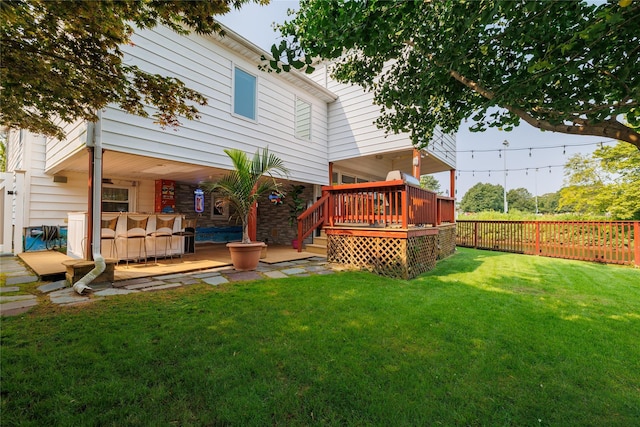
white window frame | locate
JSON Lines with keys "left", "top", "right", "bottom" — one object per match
{"left": 102, "top": 184, "right": 137, "bottom": 213}
{"left": 295, "top": 97, "right": 312, "bottom": 141}
{"left": 232, "top": 65, "right": 258, "bottom": 122}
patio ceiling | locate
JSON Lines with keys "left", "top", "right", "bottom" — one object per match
{"left": 50, "top": 150, "right": 228, "bottom": 185}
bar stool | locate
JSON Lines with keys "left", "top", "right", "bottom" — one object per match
{"left": 116, "top": 214, "right": 149, "bottom": 266}
{"left": 100, "top": 214, "right": 120, "bottom": 260}
{"left": 148, "top": 215, "right": 175, "bottom": 263}
{"left": 173, "top": 217, "right": 197, "bottom": 260}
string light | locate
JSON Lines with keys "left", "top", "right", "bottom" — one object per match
{"left": 432, "top": 139, "right": 616, "bottom": 157}
{"left": 529, "top": 148, "right": 532, "bottom": 157}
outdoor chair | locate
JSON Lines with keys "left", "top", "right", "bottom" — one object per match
{"left": 100, "top": 214, "right": 120, "bottom": 260}
{"left": 173, "top": 217, "right": 197, "bottom": 260}
{"left": 147, "top": 215, "right": 176, "bottom": 263}
{"left": 116, "top": 214, "right": 149, "bottom": 266}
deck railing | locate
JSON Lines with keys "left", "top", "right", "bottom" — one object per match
{"left": 296, "top": 180, "right": 453, "bottom": 250}
{"left": 456, "top": 220, "right": 640, "bottom": 266}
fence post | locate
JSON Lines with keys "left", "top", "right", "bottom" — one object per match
{"left": 473, "top": 221, "right": 478, "bottom": 248}
{"left": 634, "top": 221, "right": 640, "bottom": 267}
{"left": 535, "top": 222, "right": 540, "bottom": 256}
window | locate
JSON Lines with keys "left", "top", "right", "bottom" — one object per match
{"left": 102, "top": 187, "right": 130, "bottom": 212}
{"left": 233, "top": 67, "right": 257, "bottom": 120}
{"left": 341, "top": 175, "right": 356, "bottom": 184}
{"left": 295, "top": 98, "right": 312, "bottom": 140}
{"left": 210, "top": 194, "right": 229, "bottom": 220}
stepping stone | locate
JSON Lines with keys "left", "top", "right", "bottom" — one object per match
{"left": 140, "top": 283, "right": 182, "bottom": 292}
{"left": 226, "top": 271, "right": 263, "bottom": 282}
{"left": 281, "top": 267, "right": 306, "bottom": 275}
{"left": 316, "top": 270, "right": 335, "bottom": 275}
{"left": 177, "top": 278, "right": 200, "bottom": 285}
{"left": 49, "top": 288, "right": 90, "bottom": 304}
{"left": 113, "top": 277, "right": 154, "bottom": 288}
{"left": 5, "top": 275, "right": 38, "bottom": 285}
{"left": 191, "top": 272, "right": 220, "bottom": 279}
{"left": 37, "top": 280, "right": 67, "bottom": 293}
{"left": 95, "top": 288, "right": 139, "bottom": 296}
{"left": 203, "top": 276, "right": 228, "bottom": 286}
{"left": 304, "top": 266, "right": 328, "bottom": 272}
{"left": 0, "top": 299, "right": 39, "bottom": 316}
{"left": 263, "top": 271, "right": 288, "bottom": 279}
{"left": 154, "top": 273, "right": 185, "bottom": 280}
{"left": 271, "top": 261, "right": 296, "bottom": 267}
{"left": 0, "top": 286, "right": 20, "bottom": 293}
{"left": 1, "top": 295, "right": 37, "bottom": 302}
{"left": 124, "top": 280, "right": 167, "bottom": 290}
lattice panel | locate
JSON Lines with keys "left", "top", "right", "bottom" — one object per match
{"left": 437, "top": 224, "right": 457, "bottom": 260}
{"left": 328, "top": 233, "right": 438, "bottom": 279}
{"left": 407, "top": 235, "right": 437, "bottom": 277}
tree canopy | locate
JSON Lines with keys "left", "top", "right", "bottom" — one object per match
{"left": 1, "top": 0, "right": 261, "bottom": 140}
{"left": 560, "top": 141, "right": 640, "bottom": 219}
{"left": 272, "top": 0, "right": 640, "bottom": 150}
{"left": 459, "top": 182, "right": 504, "bottom": 213}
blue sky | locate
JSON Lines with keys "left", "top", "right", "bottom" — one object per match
{"left": 217, "top": 0, "right": 609, "bottom": 198}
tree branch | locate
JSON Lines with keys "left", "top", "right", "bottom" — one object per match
{"left": 449, "top": 70, "right": 640, "bottom": 150}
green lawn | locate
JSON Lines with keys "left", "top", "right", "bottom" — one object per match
{"left": 2, "top": 248, "right": 639, "bottom": 426}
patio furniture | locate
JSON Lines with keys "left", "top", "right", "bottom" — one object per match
{"left": 116, "top": 214, "right": 149, "bottom": 266}
{"left": 100, "top": 214, "right": 120, "bottom": 260}
{"left": 147, "top": 215, "right": 176, "bottom": 263}
{"left": 173, "top": 217, "right": 197, "bottom": 259}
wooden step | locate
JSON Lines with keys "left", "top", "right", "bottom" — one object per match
{"left": 305, "top": 243, "right": 327, "bottom": 256}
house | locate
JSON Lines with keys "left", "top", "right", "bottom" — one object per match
{"left": 2, "top": 23, "right": 456, "bottom": 276}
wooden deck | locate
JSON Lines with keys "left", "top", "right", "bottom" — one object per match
{"left": 18, "top": 243, "right": 321, "bottom": 282}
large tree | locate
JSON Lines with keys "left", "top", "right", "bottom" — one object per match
{"left": 271, "top": 0, "right": 640, "bottom": 150}
{"left": 559, "top": 141, "right": 640, "bottom": 219}
{"left": 459, "top": 182, "right": 504, "bottom": 213}
{"left": 506, "top": 187, "right": 535, "bottom": 213}
{"left": 1, "top": 0, "right": 262, "bottom": 140}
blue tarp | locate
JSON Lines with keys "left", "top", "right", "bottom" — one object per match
{"left": 24, "top": 226, "right": 68, "bottom": 252}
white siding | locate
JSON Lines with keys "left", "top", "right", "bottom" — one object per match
{"left": 310, "top": 63, "right": 456, "bottom": 169}
{"left": 45, "top": 119, "right": 88, "bottom": 173}
{"left": 6, "top": 129, "right": 24, "bottom": 172}
{"left": 99, "top": 26, "right": 330, "bottom": 186}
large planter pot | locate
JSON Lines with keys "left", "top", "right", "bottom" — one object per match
{"left": 226, "top": 242, "right": 266, "bottom": 271}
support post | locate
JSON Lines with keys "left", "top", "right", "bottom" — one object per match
{"left": 412, "top": 149, "right": 421, "bottom": 180}
{"left": 450, "top": 169, "right": 456, "bottom": 198}
{"left": 634, "top": 221, "right": 640, "bottom": 267}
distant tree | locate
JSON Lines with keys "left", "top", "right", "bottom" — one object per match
{"left": 460, "top": 183, "right": 503, "bottom": 213}
{"left": 507, "top": 187, "right": 535, "bottom": 212}
{"left": 560, "top": 141, "right": 640, "bottom": 219}
{"left": 420, "top": 175, "right": 441, "bottom": 194}
{"left": 537, "top": 192, "right": 561, "bottom": 214}
{"left": 271, "top": 0, "right": 640, "bottom": 150}
{"left": 1, "top": 0, "right": 261, "bottom": 140}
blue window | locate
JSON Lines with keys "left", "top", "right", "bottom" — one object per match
{"left": 234, "top": 67, "right": 256, "bottom": 120}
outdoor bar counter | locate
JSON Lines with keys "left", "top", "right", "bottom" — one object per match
{"left": 67, "top": 212, "right": 185, "bottom": 261}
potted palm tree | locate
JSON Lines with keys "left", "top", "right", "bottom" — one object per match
{"left": 204, "top": 147, "right": 289, "bottom": 271}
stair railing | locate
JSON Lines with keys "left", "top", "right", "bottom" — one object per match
{"left": 296, "top": 192, "right": 330, "bottom": 252}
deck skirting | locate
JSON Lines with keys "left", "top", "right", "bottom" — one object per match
{"left": 326, "top": 227, "right": 440, "bottom": 279}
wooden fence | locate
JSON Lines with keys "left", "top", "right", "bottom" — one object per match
{"left": 456, "top": 220, "right": 640, "bottom": 266}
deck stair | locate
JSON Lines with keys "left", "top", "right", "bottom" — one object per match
{"left": 305, "top": 230, "right": 327, "bottom": 256}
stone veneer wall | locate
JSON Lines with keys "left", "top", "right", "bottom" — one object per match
{"left": 174, "top": 182, "right": 238, "bottom": 229}
{"left": 256, "top": 182, "right": 314, "bottom": 246}
{"left": 174, "top": 180, "right": 314, "bottom": 245}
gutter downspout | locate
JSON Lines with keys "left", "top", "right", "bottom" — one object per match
{"left": 73, "top": 117, "right": 105, "bottom": 294}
